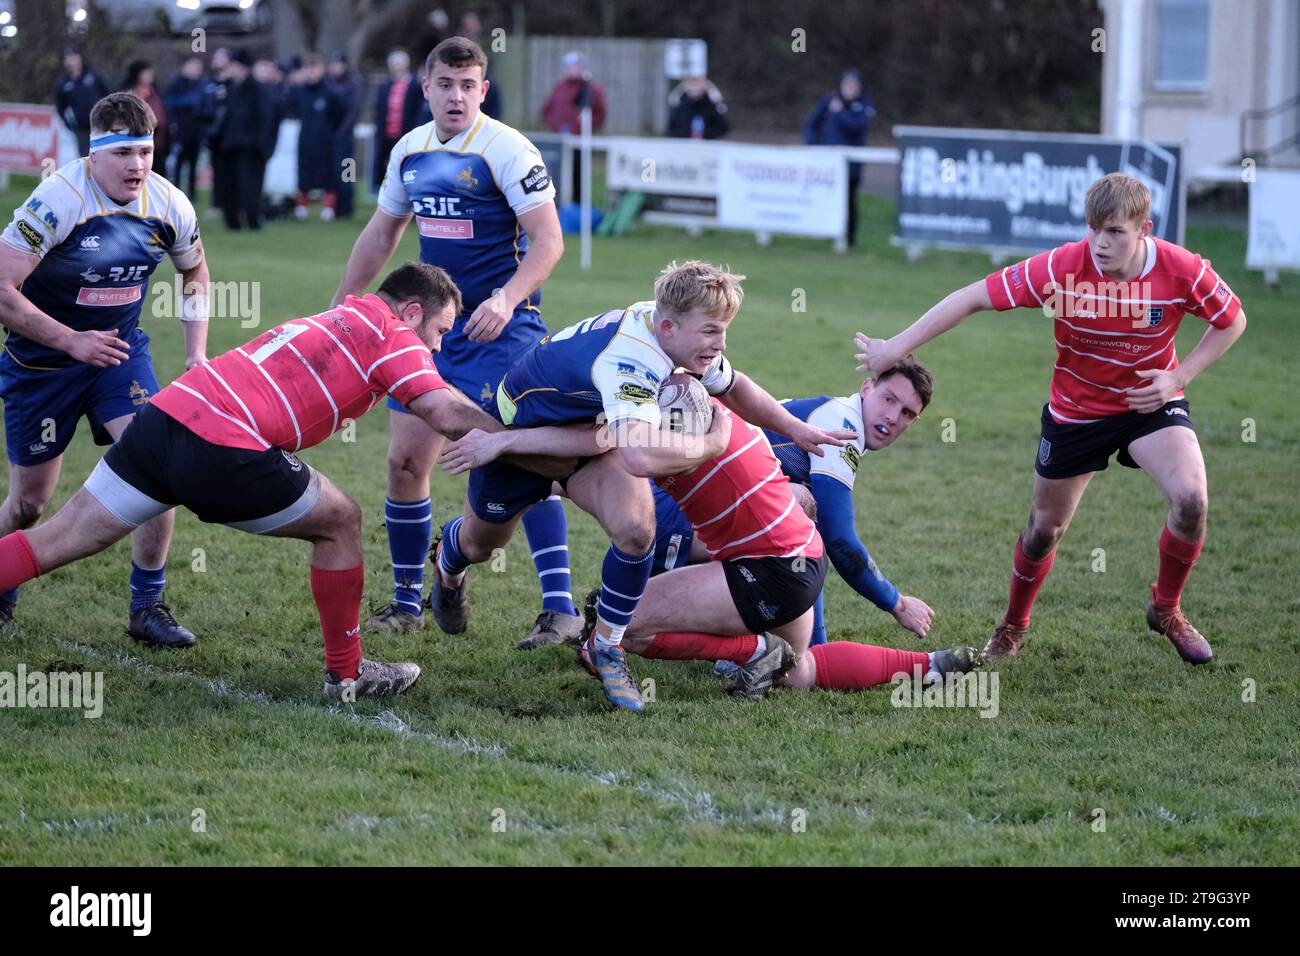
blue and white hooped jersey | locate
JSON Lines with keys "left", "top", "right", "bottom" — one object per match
{"left": 377, "top": 114, "right": 555, "bottom": 314}
{"left": 765, "top": 395, "right": 866, "bottom": 489}
{"left": 0, "top": 160, "right": 202, "bottom": 369}
{"left": 498, "top": 300, "right": 735, "bottom": 429}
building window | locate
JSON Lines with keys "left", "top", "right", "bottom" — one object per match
{"left": 1154, "top": 0, "right": 1211, "bottom": 90}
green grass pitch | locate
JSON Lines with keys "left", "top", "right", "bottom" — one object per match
{"left": 1, "top": 181, "right": 1297, "bottom": 864}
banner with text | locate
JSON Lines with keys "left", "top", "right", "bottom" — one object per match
{"left": 716, "top": 144, "right": 846, "bottom": 238}
{"left": 895, "top": 127, "right": 1183, "bottom": 252}
{"left": 0, "top": 104, "right": 60, "bottom": 174}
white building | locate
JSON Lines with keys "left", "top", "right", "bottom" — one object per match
{"left": 1101, "top": 0, "right": 1300, "bottom": 182}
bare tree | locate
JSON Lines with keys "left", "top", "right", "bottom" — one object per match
{"left": 269, "top": 0, "right": 308, "bottom": 61}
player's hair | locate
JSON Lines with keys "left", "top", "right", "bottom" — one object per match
{"left": 378, "top": 262, "right": 463, "bottom": 318}
{"left": 1084, "top": 173, "right": 1151, "bottom": 228}
{"left": 89, "top": 92, "right": 156, "bottom": 136}
{"left": 426, "top": 36, "right": 488, "bottom": 78}
{"left": 654, "top": 260, "right": 746, "bottom": 322}
{"left": 872, "top": 354, "right": 933, "bottom": 410}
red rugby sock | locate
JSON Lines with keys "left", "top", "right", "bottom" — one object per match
{"left": 0, "top": 531, "right": 42, "bottom": 592}
{"left": 1154, "top": 526, "right": 1203, "bottom": 610}
{"left": 310, "top": 564, "right": 364, "bottom": 680}
{"left": 811, "top": 642, "right": 930, "bottom": 690}
{"left": 1004, "top": 537, "right": 1056, "bottom": 628}
{"left": 640, "top": 631, "right": 759, "bottom": 664}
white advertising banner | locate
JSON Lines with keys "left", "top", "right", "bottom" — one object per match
{"left": 716, "top": 144, "right": 846, "bottom": 238}
{"left": 606, "top": 136, "right": 718, "bottom": 197}
{"left": 1246, "top": 170, "right": 1300, "bottom": 274}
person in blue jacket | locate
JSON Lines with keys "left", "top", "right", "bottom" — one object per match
{"left": 803, "top": 69, "right": 876, "bottom": 248}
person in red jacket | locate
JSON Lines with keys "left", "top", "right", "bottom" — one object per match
{"left": 123, "top": 62, "right": 169, "bottom": 176}
{"left": 540, "top": 52, "right": 606, "bottom": 204}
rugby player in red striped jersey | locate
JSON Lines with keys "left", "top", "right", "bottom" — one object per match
{"left": 855, "top": 173, "right": 1247, "bottom": 664}
{"left": 0, "top": 263, "right": 526, "bottom": 697}
{"left": 442, "top": 400, "right": 981, "bottom": 699}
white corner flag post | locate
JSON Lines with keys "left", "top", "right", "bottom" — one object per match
{"left": 580, "top": 104, "right": 593, "bottom": 270}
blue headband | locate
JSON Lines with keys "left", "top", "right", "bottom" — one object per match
{"left": 89, "top": 132, "right": 154, "bottom": 152}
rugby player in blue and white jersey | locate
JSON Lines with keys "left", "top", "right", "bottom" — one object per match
{"left": 0, "top": 92, "right": 209, "bottom": 647}
{"left": 331, "top": 36, "right": 574, "bottom": 648}
{"left": 651, "top": 357, "right": 939, "bottom": 677}
{"left": 429, "top": 261, "right": 855, "bottom": 711}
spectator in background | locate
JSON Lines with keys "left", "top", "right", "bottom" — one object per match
{"left": 122, "top": 62, "right": 169, "bottom": 176}
{"left": 164, "top": 56, "right": 210, "bottom": 197}
{"left": 203, "top": 48, "right": 232, "bottom": 217}
{"left": 541, "top": 51, "right": 606, "bottom": 204}
{"left": 55, "top": 48, "right": 109, "bottom": 157}
{"left": 373, "top": 50, "right": 424, "bottom": 192}
{"left": 667, "top": 74, "right": 729, "bottom": 139}
{"left": 804, "top": 68, "right": 876, "bottom": 248}
{"left": 326, "top": 52, "right": 361, "bottom": 219}
{"left": 211, "top": 50, "right": 276, "bottom": 230}
{"left": 258, "top": 58, "right": 293, "bottom": 127}
{"left": 291, "top": 54, "right": 343, "bottom": 222}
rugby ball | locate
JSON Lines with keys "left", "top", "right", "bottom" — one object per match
{"left": 658, "top": 371, "right": 713, "bottom": 435}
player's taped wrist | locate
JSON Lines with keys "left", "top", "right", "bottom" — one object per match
{"left": 180, "top": 293, "right": 210, "bottom": 323}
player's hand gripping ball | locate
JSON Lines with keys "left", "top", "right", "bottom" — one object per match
{"left": 657, "top": 372, "right": 713, "bottom": 435}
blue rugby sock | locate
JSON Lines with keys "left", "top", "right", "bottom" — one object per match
{"left": 810, "top": 591, "right": 828, "bottom": 646}
{"left": 0, "top": 587, "right": 18, "bottom": 609}
{"left": 522, "top": 496, "right": 576, "bottom": 616}
{"left": 437, "top": 515, "right": 470, "bottom": 584}
{"left": 130, "top": 562, "right": 166, "bottom": 612}
{"left": 593, "top": 543, "right": 653, "bottom": 647}
{"left": 386, "top": 497, "right": 431, "bottom": 614}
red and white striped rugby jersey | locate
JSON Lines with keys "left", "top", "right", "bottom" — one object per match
{"left": 655, "top": 404, "right": 825, "bottom": 562}
{"left": 985, "top": 236, "right": 1241, "bottom": 422}
{"left": 151, "top": 294, "right": 447, "bottom": 451}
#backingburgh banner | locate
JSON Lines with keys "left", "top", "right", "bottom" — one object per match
{"left": 894, "top": 127, "right": 1184, "bottom": 253}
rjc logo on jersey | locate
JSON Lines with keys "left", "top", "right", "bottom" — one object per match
{"left": 413, "top": 196, "right": 462, "bottom": 218}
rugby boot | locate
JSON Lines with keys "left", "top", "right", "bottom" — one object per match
{"left": 928, "top": 645, "right": 985, "bottom": 680}
{"left": 577, "top": 636, "right": 644, "bottom": 712}
{"left": 1146, "top": 585, "right": 1213, "bottom": 664}
{"left": 983, "top": 620, "right": 1028, "bottom": 659}
{"left": 516, "top": 609, "right": 585, "bottom": 650}
{"left": 427, "top": 538, "right": 469, "bottom": 634}
{"left": 728, "top": 633, "right": 796, "bottom": 699}
{"left": 323, "top": 658, "right": 421, "bottom": 698}
{"left": 128, "top": 600, "right": 196, "bottom": 649}
{"left": 364, "top": 602, "right": 425, "bottom": 634}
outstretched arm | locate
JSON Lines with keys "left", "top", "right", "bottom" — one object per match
{"left": 855, "top": 278, "right": 993, "bottom": 374}
{"left": 439, "top": 421, "right": 608, "bottom": 477}
{"left": 406, "top": 387, "right": 503, "bottom": 441}
{"left": 719, "top": 371, "right": 856, "bottom": 457}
